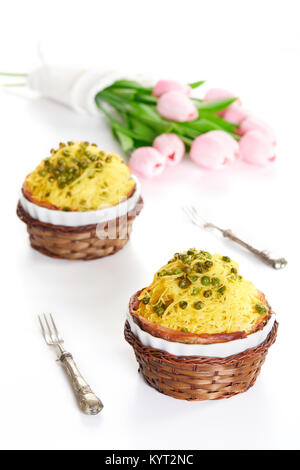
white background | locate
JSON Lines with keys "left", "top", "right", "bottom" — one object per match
{"left": 1, "top": 0, "right": 299, "bottom": 450}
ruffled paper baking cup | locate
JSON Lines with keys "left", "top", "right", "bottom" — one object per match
{"left": 126, "top": 310, "right": 275, "bottom": 358}
{"left": 19, "top": 175, "right": 141, "bottom": 227}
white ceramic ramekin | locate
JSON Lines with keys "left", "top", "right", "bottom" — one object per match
{"left": 20, "top": 175, "right": 141, "bottom": 227}
{"left": 126, "top": 309, "right": 276, "bottom": 358}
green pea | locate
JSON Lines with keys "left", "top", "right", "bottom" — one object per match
{"left": 63, "top": 207, "right": 70, "bottom": 211}
{"left": 181, "top": 255, "right": 191, "bottom": 265}
{"left": 255, "top": 303, "right": 267, "bottom": 315}
{"left": 187, "top": 250, "right": 195, "bottom": 255}
{"left": 155, "top": 307, "right": 165, "bottom": 317}
{"left": 231, "top": 267, "right": 237, "bottom": 274}
{"left": 158, "top": 270, "right": 167, "bottom": 277}
{"left": 192, "top": 287, "right": 200, "bottom": 295}
{"left": 142, "top": 297, "right": 150, "bottom": 305}
{"left": 39, "top": 170, "right": 46, "bottom": 176}
{"left": 80, "top": 160, "right": 89, "bottom": 169}
{"left": 174, "top": 268, "right": 183, "bottom": 275}
{"left": 218, "top": 286, "right": 226, "bottom": 294}
{"left": 179, "top": 301, "right": 188, "bottom": 309}
{"left": 191, "top": 276, "right": 198, "bottom": 282}
{"left": 203, "top": 289, "right": 212, "bottom": 298}
{"left": 201, "top": 276, "right": 210, "bottom": 286}
{"left": 49, "top": 177, "right": 55, "bottom": 182}
{"left": 222, "top": 256, "right": 231, "bottom": 262}
{"left": 194, "top": 301, "right": 203, "bottom": 310}
{"left": 181, "top": 327, "right": 188, "bottom": 332}
{"left": 195, "top": 263, "right": 203, "bottom": 273}
{"left": 179, "top": 279, "right": 190, "bottom": 289}
{"left": 204, "top": 260, "right": 213, "bottom": 269}
{"left": 212, "top": 277, "right": 220, "bottom": 286}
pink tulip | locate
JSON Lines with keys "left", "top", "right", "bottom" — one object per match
{"left": 153, "top": 80, "right": 191, "bottom": 98}
{"left": 157, "top": 91, "right": 198, "bottom": 122}
{"left": 203, "top": 88, "right": 242, "bottom": 107}
{"left": 129, "top": 147, "right": 165, "bottom": 178}
{"left": 153, "top": 134, "right": 185, "bottom": 166}
{"left": 190, "top": 130, "right": 240, "bottom": 170}
{"left": 223, "top": 107, "right": 250, "bottom": 124}
{"left": 239, "top": 116, "right": 276, "bottom": 145}
{"left": 239, "top": 131, "right": 276, "bottom": 167}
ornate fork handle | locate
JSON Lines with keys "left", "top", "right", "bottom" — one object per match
{"left": 221, "top": 229, "right": 288, "bottom": 269}
{"left": 59, "top": 351, "right": 103, "bottom": 415}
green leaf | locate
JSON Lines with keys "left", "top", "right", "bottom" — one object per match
{"left": 189, "top": 80, "right": 205, "bottom": 89}
{"left": 134, "top": 93, "right": 157, "bottom": 104}
{"left": 127, "top": 103, "right": 173, "bottom": 133}
{"left": 198, "top": 112, "right": 238, "bottom": 132}
{"left": 129, "top": 117, "right": 156, "bottom": 142}
{"left": 113, "top": 127, "right": 134, "bottom": 154}
{"left": 193, "top": 97, "right": 238, "bottom": 112}
{"left": 110, "top": 80, "right": 152, "bottom": 93}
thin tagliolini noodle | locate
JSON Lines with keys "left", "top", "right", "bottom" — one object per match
{"left": 24, "top": 141, "right": 135, "bottom": 211}
{"left": 137, "top": 249, "right": 268, "bottom": 335}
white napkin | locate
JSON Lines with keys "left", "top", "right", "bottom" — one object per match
{"left": 27, "top": 65, "right": 152, "bottom": 116}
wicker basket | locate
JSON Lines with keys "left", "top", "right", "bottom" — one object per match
{"left": 17, "top": 197, "right": 143, "bottom": 260}
{"left": 124, "top": 319, "right": 278, "bottom": 401}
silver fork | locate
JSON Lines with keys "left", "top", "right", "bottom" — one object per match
{"left": 182, "top": 205, "right": 287, "bottom": 269}
{"left": 38, "top": 313, "right": 103, "bottom": 415}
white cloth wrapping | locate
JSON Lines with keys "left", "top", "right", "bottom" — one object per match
{"left": 27, "top": 65, "right": 152, "bottom": 116}
{"left": 126, "top": 310, "right": 276, "bottom": 358}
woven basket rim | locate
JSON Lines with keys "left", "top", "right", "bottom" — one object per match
{"left": 124, "top": 319, "right": 278, "bottom": 365}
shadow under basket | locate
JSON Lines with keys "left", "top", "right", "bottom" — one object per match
{"left": 17, "top": 197, "right": 143, "bottom": 260}
{"left": 124, "top": 319, "right": 278, "bottom": 401}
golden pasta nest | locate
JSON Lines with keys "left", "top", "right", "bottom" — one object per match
{"left": 23, "top": 141, "right": 136, "bottom": 211}
{"left": 136, "top": 249, "right": 269, "bottom": 336}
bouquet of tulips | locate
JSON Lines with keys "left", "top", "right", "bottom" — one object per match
{"left": 96, "top": 79, "right": 276, "bottom": 178}
{"left": 2, "top": 68, "right": 276, "bottom": 178}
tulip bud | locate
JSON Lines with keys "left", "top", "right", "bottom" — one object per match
{"left": 153, "top": 134, "right": 185, "bottom": 166}
{"left": 153, "top": 80, "right": 191, "bottom": 98}
{"left": 157, "top": 91, "right": 198, "bottom": 122}
{"left": 239, "top": 131, "right": 276, "bottom": 167}
{"left": 239, "top": 117, "right": 276, "bottom": 145}
{"left": 129, "top": 147, "right": 165, "bottom": 178}
{"left": 223, "top": 107, "right": 250, "bottom": 124}
{"left": 190, "top": 130, "right": 239, "bottom": 170}
{"left": 203, "top": 88, "right": 242, "bottom": 107}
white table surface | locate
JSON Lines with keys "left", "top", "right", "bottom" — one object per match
{"left": 1, "top": 0, "right": 300, "bottom": 450}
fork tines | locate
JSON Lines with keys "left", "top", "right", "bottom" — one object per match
{"left": 38, "top": 313, "right": 63, "bottom": 345}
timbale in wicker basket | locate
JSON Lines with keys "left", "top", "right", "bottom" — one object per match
{"left": 17, "top": 141, "right": 142, "bottom": 260}
{"left": 125, "top": 249, "right": 278, "bottom": 401}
